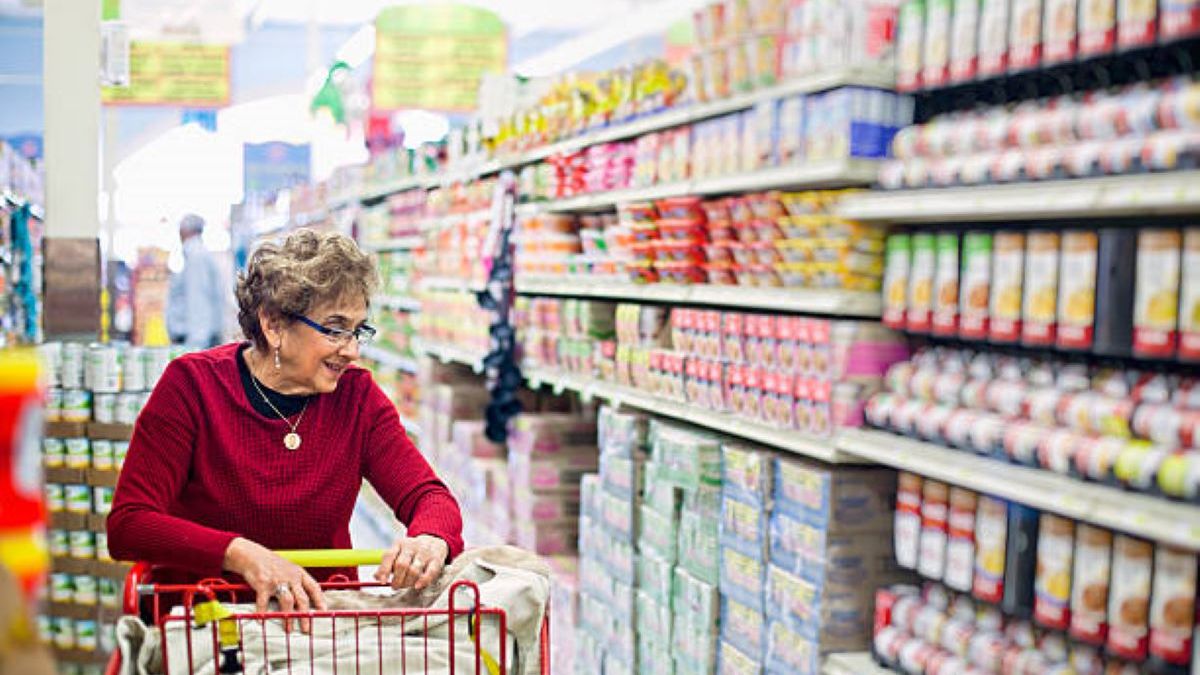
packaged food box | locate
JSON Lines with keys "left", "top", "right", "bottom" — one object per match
{"left": 1118, "top": 0, "right": 1157, "bottom": 48}
{"left": 907, "top": 233, "right": 936, "bottom": 332}
{"left": 772, "top": 458, "right": 896, "bottom": 532}
{"left": 765, "top": 619, "right": 821, "bottom": 675}
{"left": 1069, "top": 524, "right": 1114, "bottom": 646}
{"left": 721, "top": 595, "right": 767, "bottom": 662}
{"left": 978, "top": 0, "right": 1011, "bottom": 75}
{"left": 509, "top": 413, "right": 598, "bottom": 454}
{"left": 515, "top": 519, "right": 578, "bottom": 556}
{"left": 989, "top": 232, "right": 1025, "bottom": 343}
{"left": 769, "top": 512, "right": 903, "bottom": 589}
{"left": 1057, "top": 230, "right": 1099, "bottom": 350}
{"left": 1107, "top": 534, "right": 1154, "bottom": 660}
{"left": 959, "top": 232, "right": 994, "bottom": 340}
{"left": 950, "top": 0, "right": 981, "bottom": 81}
{"left": 674, "top": 567, "right": 721, "bottom": 665}
{"left": 923, "top": 0, "right": 953, "bottom": 87}
{"left": 638, "top": 548, "right": 675, "bottom": 605}
{"left": 1148, "top": 545, "right": 1197, "bottom": 669}
{"left": 1133, "top": 228, "right": 1181, "bottom": 359}
{"left": 1033, "top": 514, "right": 1075, "bottom": 631}
{"left": 720, "top": 494, "right": 769, "bottom": 560}
{"left": 721, "top": 545, "right": 768, "bottom": 611}
{"left": 1021, "top": 231, "right": 1060, "bottom": 346}
{"left": 1080, "top": 0, "right": 1117, "bottom": 55}
{"left": 718, "top": 639, "right": 763, "bottom": 675}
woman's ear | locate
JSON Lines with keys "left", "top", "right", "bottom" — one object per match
{"left": 258, "top": 308, "right": 281, "bottom": 349}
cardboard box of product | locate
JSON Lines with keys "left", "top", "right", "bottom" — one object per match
{"left": 600, "top": 452, "right": 646, "bottom": 501}
{"left": 768, "top": 511, "right": 909, "bottom": 591}
{"left": 508, "top": 413, "right": 597, "bottom": 454}
{"left": 600, "top": 488, "right": 639, "bottom": 543}
{"left": 763, "top": 564, "right": 876, "bottom": 651}
{"left": 637, "top": 550, "right": 675, "bottom": 605}
{"left": 719, "top": 638, "right": 764, "bottom": 674}
{"left": 637, "top": 636, "right": 675, "bottom": 675}
{"left": 720, "top": 594, "right": 767, "bottom": 661}
{"left": 765, "top": 619, "right": 820, "bottom": 675}
{"left": 642, "top": 461, "right": 682, "bottom": 516}
{"left": 639, "top": 504, "right": 679, "bottom": 563}
{"left": 773, "top": 458, "right": 896, "bottom": 533}
{"left": 673, "top": 567, "right": 720, "bottom": 668}
{"left": 507, "top": 446, "right": 598, "bottom": 494}
{"left": 514, "top": 519, "right": 578, "bottom": 556}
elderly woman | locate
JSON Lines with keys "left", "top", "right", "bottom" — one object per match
{"left": 108, "top": 229, "right": 462, "bottom": 623}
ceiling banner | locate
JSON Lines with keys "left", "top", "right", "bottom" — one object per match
{"left": 102, "top": 42, "right": 230, "bottom": 107}
{"left": 372, "top": 4, "right": 508, "bottom": 113}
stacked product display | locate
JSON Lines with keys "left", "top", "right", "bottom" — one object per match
{"left": 36, "top": 341, "right": 177, "bottom": 674}
{"left": 881, "top": 471, "right": 1197, "bottom": 673}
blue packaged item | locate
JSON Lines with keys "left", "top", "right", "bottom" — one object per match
{"left": 765, "top": 620, "right": 820, "bottom": 675}
{"left": 768, "top": 509, "right": 904, "bottom": 588}
{"left": 721, "top": 443, "right": 773, "bottom": 508}
{"left": 719, "top": 639, "right": 764, "bottom": 675}
{"left": 772, "top": 458, "right": 895, "bottom": 532}
{"left": 720, "top": 493, "right": 769, "bottom": 560}
{"left": 720, "top": 546, "right": 767, "bottom": 612}
{"left": 721, "top": 595, "right": 767, "bottom": 661}
{"left": 600, "top": 452, "right": 644, "bottom": 501}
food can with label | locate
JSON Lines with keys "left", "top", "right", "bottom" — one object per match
{"left": 60, "top": 389, "right": 92, "bottom": 423}
{"left": 65, "top": 484, "right": 91, "bottom": 514}
{"left": 44, "top": 484, "right": 64, "bottom": 512}
{"left": 113, "top": 441, "right": 130, "bottom": 469}
{"left": 69, "top": 530, "right": 95, "bottom": 559}
{"left": 90, "top": 439, "right": 113, "bottom": 470}
{"left": 74, "top": 618, "right": 98, "bottom": 650}
{"left": 72, "top": 575, "right": 98, "bottom": 606}
{"left": 60, "top": 342, "right": 85, "bottom": 389}
{"left": 116, "top": 392, "right": 141, "bottom": 425}
{"left": 64, "top": 438, "right": 91, "bottom": 469}
{"left": 47, "top": 529, "right": 68, "bottom": 557}
{"left": 96, "top": 532, "right": 111, "bottom": 562}
{"left": 92, "top": 393, "right": 117, "bottom": 423}
{"left": 52, "top": 616, "right": 74, "bottom": 649}
{"left": 145, "top": 347, "right": 172, "bottom": 389}
{"left": 122, "top": 346, "right": 146, "bottom": 391}
{"left": 93, "top": 486, "right": 114, "bottom": 515}
{"left": 86, "top": 343, "right": 122, "bottom": 393}
{"left": 49, "top": 573, "right": 73, "bottom": 602}
{"left": 44, "top": 387, "right": 63, "bottom": 422}
{"left": 42, "top": 438, "right": 65, "bottom": 468}
{"left": 99, "top": 577, "right": 120, "bottom": 608}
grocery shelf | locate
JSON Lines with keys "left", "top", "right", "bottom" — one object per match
{"left": 517, "top": 276, "right": 882, "bottom": 318}
{"left": 376, "top": 294, "right": 421, "bottom": 312}
{"left": 836, "top": 170, "right": 1200, "bottom": 223}
{"left": 525, "top": 159, "right": 881, "bottom": 213}
{"left": 363, "top": 235, "right": 423, "bottom": 251}
{"left": 416, "top": 340, "right": 487, "bottom": 371}
{"left": 359, "top": 176, "right": 431, "bottom": 203}
{"left": 836, "top": 428, "right": 1200, "bottom": 551}
{"left": 823, "top": 653, "right": 893, "bottom": 674}
{"left": 523, "top": 367, "right": 854, "bottom": 464}
{"left": 503, "top": 66, "right": 894, "bottom": 169}
{"left": 359, "top": 345, "right": 420, "bottom": 374}
{"left": 419, "top": 208, "right": 493, "bottom": 232}
{"left": 418, "top": 276, "right": 485, "bottom": 294}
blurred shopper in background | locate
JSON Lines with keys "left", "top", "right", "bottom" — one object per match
{"left": 167, "top": 214, "right": 226, "bottom": 349}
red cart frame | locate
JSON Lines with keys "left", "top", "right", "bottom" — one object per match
{"left": 104, "top": 563, "right": 551, "bottom": 675}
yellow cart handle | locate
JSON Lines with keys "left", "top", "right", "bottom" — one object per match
{"left": 274, "top": 549, "right": 388, "bottom": 568}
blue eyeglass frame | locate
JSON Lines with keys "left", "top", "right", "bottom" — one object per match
{"left": 290, "top": 313, "right": 377, "bottom": 345}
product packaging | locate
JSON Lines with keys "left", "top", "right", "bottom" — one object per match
{"left": 973, "top": 495, "right": 1009, "bottom": 604}
{"left": 1079, "top": 0, "right": 1117, "bottom": 55}
{"left": 1106, "top": 534, "right": 1154, "bottom": 661}
{"left": 1117, "top": 0, "right": 1158, "bottom": 48}
{"left": 898, "top": 1, "right": 926, "bottom": 91}
{"left": 918, "top": 479, "right": 950, "bottom": 581}
{"left": 1180, "top": 228, "right": 1200, "bottom": 361}
{"left": 1133, "top": 229, "right": 1181, "bottom": 359}
{"left": 1022, "top": 231, "right": 1060, "bottom": 346}
{"left": 960, "top": 232, "right": 993, "bottom": 340}
{"left": 1057, "top": 231, "right": 1099, "bottom": 350}
{"left": 1148, "top": 545, "right": 1197, "bottom": 669}
{"left": 949, "top": 0, "right": 981, "bottom": 81}
{"left": 944, "top": 487, "right": 977, "bottom": 593}
{"left": 1001, "top": 502, "right": 1040, "bottom": 618}
{"left": 1033, "top": 514, "right": 1075, "bottom": 631}
{"left": 990, "top": 232, "right": 1026, "bottom": 342}
{"left": 1070, "top": 525, "right": 1115, "bottom": 646}
{"left": 896, "top": 472, "right": 924, "bottom": 570}
{"left": 978, "top": 0, "right": 1012, "bottom": 75}
{"left": 932, "top": 233, "right": 961, "bottom": 336}
{"left": 923, "top": 0, "right": 953, "bottom": 87}
{"left": 1043, "top": 0, "right": 1079, "bottom": 63}
{"left": 908, "top": 233, "right": 936, "bottom": 332}
{"left": 1009, "top": 0, "right": 1044, "bottom": 70}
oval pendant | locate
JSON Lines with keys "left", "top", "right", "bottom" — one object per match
{"left": 284, "top": 432, "right": 301, "bottom": 450}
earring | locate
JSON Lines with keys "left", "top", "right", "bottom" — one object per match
{"left": 274, "top": 348, "right": 281, "bottom": 370}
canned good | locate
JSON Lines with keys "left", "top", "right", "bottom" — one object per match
{"left": 65, "top": 484, "right": 91, "bottom": 514}
{"left": 99, "top": 577, "right": 120, "bottom": 608}
{"left": 52, "top": 616, "right": 74, "bottom": 649}
{"left": 47, "top": 529, "right": 68, "bottom": 557}
{"left": 100, "top": 622, "right": 117, "bottom": 653}
{"left": 113, "top": 441, "right": 129, "bottom": 469}
{"left": 60, "top": 389, "right": 92, "bottom": 423}
{"left": 122, "top": 346, "right": 146, "bottom": 391}
{"left": 49, "top": 572, "right": 73, "bottom": 602}
{"left": 64, "top": 437, "right": 91, "bottom": 469}
{"left": 73, "top": 575, "right": 98, "bottom": 606}
{"left": 93, "top": 487, "right": 114, "bottom": 515}
{"left": 75, "top": 619, "right": 98, "bottom": 650}
{"left": 45, "top": 484, "right": 64, "bottom": 512}
{"left": 96, "top": 532, "right": 110, "bottom": 562}
{"left": 69, "top": 530, "right": 95, "bottom": 559}
{"left": 37, "top": 614, "right": 52, "bottom": 645}
{"left": 144, "top": 347, "right": 172, "bottom": 389}
{"left": 38, "top": 342, "right": 62, "bottom": 388}
{"left": 93, "top": 393, "right": 117, "bottom": 423}
{"left": 45, "top": 388, "right": 63, "bottom": 422}
{"left": 61, "top": 342, "right": 85, "bottom": 389}
{"left": 116, "top": 392, "right": 141, "bottom": 425}
{"left": 42, "top": 438, "right": 65, "bottom": 468}
{"left": 87, "top": 344, "right": 122, "bottom": 393}
{"left": 91, "top": 439, "right": 113, "bottom": 470}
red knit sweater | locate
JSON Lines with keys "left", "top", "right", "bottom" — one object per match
{"left": 107, "top": 343, "right": 463, "bottom": 582}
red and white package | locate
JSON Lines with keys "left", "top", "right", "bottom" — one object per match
{"left": 950, "top": 0, "right": 981, "bottom": 81}
{"left": 1148, "top": 546, "right": 1198, "bottom": 667}
{"left": 1070, "top": 525, "right": 1114, "bottom": 646}
{"left": 944, "top": 487, "right": 978, "bottom": 593}
{"left": 1009, "top": 0, "right": 1045, "bottom": 70}
{"left": 1161, "top": 0, "right": 1200, "bottom": 39}
{"left": 1079, "top": 0, "right": 1117, "bottom": 55}
{"left": 1179, "top": 228, "right": 1200, "bottom": 361}
{"left": 896, "top": 472, "right": 924, "bottom": 570}
{"left": 1034, "top": 514, "right": 1076, "bottom": 631}
{"left": 978, "top": 0, "right": 1011, "bottom": 75}
{"left": 1118, "top": 0, "right": 1158, "bottom": 48}
{"left": 1043, "top": 0, "right": 1079, "bottom": 63}
{"left": 1133, "top": 229, "right": 1182, "bottom": 359}
{"left": 923, "top": 0, "right": 953, "bottom": 87}
{"left": 973, "top": 496, "right": 1009, "bottom": 604}
{"left": 1107, "top": 535, "right": 1154, "bottom": 661}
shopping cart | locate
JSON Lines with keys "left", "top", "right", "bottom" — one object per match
{"left": 103, "top": 549, "right": 550, "bottom": 675}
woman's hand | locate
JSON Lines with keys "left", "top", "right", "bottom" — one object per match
{"left": 223, "top": 537, "right": 326, "bottom": 633}
{"left": 375, "top": 535, "right": 450, "bottom": 591}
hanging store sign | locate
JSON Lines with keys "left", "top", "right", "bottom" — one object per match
{"left": 102, "top": 42, "right": 230, "bottom": 107}
{"left": 372, "top": 4, "right": 508, "bottom": 113}
{"left": 243, "top": 142, "right": 311, "bottom": 197}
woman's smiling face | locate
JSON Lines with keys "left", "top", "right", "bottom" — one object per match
{"left": 269, "top": 296, "right": 370, "bottom": 395}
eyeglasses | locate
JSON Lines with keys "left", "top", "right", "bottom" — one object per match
{"left": 291, "top": 314, "right": 377, "bottom": 347}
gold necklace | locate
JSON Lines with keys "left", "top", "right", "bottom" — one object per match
{"left": 248, "top": 367, "right": 309, "bottom": 450}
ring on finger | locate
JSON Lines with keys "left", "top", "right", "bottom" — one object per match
{"left": 274, "top": 583, "right": 292, "bottom": 597}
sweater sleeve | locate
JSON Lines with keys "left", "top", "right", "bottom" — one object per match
{"left": 360, "top": 376, "right": 464, "bottom": 560}
{"left": 106, "top": 360, "right": 240, "bottom": 576}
